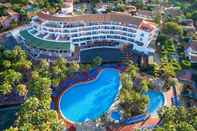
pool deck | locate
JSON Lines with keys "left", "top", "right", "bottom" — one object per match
{"left": 114, "top": 116, "right": 160, "bottom": 131}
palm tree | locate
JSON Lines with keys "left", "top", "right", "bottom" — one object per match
{"left": 152, "top": 63, "right": 160, "bottom": 77}
{"left": 12, "top": 96, "right": 64, "bottom": 131}
{"left": 0, "top": 81, "right": 12, "bottom": 95}
{"left": 68, "top": 62, "right": 80, "bottom": 75}
{"left": 160, "top": 61, "right": 177, "bottom": 91}
{"left": 16, "top": 84, "right": 27, "bottom": 96}
{"left": 121, "top": 73, "right": 133, "bottom": 91}
{"left": 37, "top": 59, "right": 50, "bottom": 77}
{"left": 127, "top": 64, "right": 138, "bottom": 80}
{"left": 139, "top": 79, "right": 149, "bottom": 93}
{"left": 92, "top": 56, "right": 103, "bottom": 67}
{"left": 2, "top": 60, "right": 11, "bottom": 69}
{"left": 15, "top": 59, "right": 32, "bottom": 71}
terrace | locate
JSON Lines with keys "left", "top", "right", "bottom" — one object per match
{"left": 20, "top": 30, "right": 71, "bottom": 51}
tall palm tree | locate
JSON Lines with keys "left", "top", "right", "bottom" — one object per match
{"left": 139, "top": 79, "right": 149, "bottom": 93}
{"left": 0, "top": 81, "right": 12, "bottom": 95}
{"left": 16, "top": 84, "right": 27, "bottom": 96}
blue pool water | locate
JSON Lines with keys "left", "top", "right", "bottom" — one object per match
{"left": 59, "top": 68, "right": 120, "bottom": 123}
{"left": 145, "top": 90, "right": 165, "bottom": 114}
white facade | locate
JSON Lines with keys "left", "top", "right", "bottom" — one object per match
{"left": 185, "top": 42, "right": 197, "bottom": 63}
{"left": 62, "top": 0, "right": 73, "bottom": 14}
{"left": 30, "top": 17, "right": 157, "bottom": 51}
{"left": 20, "top": 13, "right": 158, "bottom": 61}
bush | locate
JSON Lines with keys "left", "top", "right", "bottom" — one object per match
{"left": 181, "top": 60, "right": 191, "bottom": 69}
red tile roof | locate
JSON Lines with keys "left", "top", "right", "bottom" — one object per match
{"left": 38, "top": 12, "right": 144, "bottom": 27}
{"left": 139, "top": 20, "right": 157, "bottom": 32}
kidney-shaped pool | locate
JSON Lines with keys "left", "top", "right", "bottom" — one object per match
{"left": 59, "top": 68, "right": 121, "bottom": 123}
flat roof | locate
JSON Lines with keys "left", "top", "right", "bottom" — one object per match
{"left": 20, "top": 30, "right": 70, "bottom": 51}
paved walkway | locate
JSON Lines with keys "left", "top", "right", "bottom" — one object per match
{"left": 115, "top": 116, "right": 160, "bottom": 131}
{"left": 164, "top": 88, "right": 173, "bottom": 106}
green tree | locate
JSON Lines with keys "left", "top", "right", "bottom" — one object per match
{"left": 126, "top": 64, "right": 138, "bottom": 79}
{"left": 11, "top": 0, "right": 28, "bottom": 4}
{"left": 16, "top": 84, "right": 27, "bottom": 96}
{"left": 139, "top": 79, "right": 149, "bottom": 93}
{"left": 29, "top": 76, "right": 51, "bottom": 102}
{"left": 68, "top": 62, "right": 80, "bottom": 75}
{"left": 154, "top": 14, "right": 161, "bottom": 24}
{"left": 191, "top": 11, "right": 197, "bottom": 21}
{"left": 36, "top": 59, "right": 50, "bottom": 77}
{"left": 163, "top": 22, "right": 183, "bottom": 37}
{"left": 11, "top": 97, "right": 64, "bottom": 131}
{"left": 50, "top": 58, "right": 68, "bottom": 86}
{"left": 92, "top": 56, "right": 103, "bottom": 67}
{"left": 0, "top": 81, "right": 12, "bottom": 95}
{"left": 156, "top": 106, "right": 197, "bottom": 131}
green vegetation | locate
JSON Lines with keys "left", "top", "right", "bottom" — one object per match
{"left": 6, "top": 97, "right": 64, "bottom": 131}
{"left": 163, "top": 22, "right": 183, "bottom": 37}
{"left": 0, "top": 46, "right": 31, "bottom": 95}
{"left": 0, "top": 46, "right": 75, "bottom": 130}
{"left": 0, "top": 5, "right": 7, "bottom": 17}
{"left": 181, "top": 59, "right": 191, "bottom": 69}
{"left": 10, "top": 0, "right": 28, "bottom": 5}
{"left": 153, "top": 34, "right": 182, "bottom": 91}
{"left": 119, "top": 63, "right": 149, "bottom": 118}
{"left": 20, "top": 30, "right": 70, "bottom": 50}
{"left": 154, "top": 106, "right": 197, "bottom": 131}
{"left": 172, "top": 0, "right": 197, "bottom": 21}
{"left": 92, "top": 56, "right": 103, "bottom": 67}
{"left": 34, "top": 0, "right": 64, "bottom": 13}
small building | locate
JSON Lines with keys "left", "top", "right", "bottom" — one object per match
{"left": 179, "top": 19, "right": 196, "bottom": 35}
{"left": 177, "top": 70, "right": 197, "bottom": 107}
{"left": 0, "top": 9, "right": 19, "bottom": 29}
{"left": 179, "top": 19, "right": 194, "bottom": 26}
{"left": 164, "top": 7, "right": 183, "bottom": 19}
{"left": 185, "top": 40, "right": 197, "bottom": 63}
{"left": 135, "top": 10, "right": 154, "bottom": 20}
{"left": 95, "top": 3, "right": 112, "bottom": 13}
{"left": 126, "top": 0, "right": 150, "bottom": 4}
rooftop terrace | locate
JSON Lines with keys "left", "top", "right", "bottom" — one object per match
{"left": 20, "top": 30, "right": 70, "bottom": 51}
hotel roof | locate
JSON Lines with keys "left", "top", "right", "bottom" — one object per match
{"left": 139, "top": 20, "right": 157, "bottom": 32}
{"left": 38, "top": 12, "right": 144, "bottom": 27}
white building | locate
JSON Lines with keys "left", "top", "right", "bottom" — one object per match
{"left": 62, "top": 0, "right": 73, "bottom": 15}
{"left": 19, "top": 12, "right": 158, "bottom": 61}
{"left": 185, "top": 40, "right": 197, "bottom": 63}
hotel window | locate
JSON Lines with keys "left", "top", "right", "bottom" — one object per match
{"left": 140, "top": 33, "right": 144, "bottom": 37}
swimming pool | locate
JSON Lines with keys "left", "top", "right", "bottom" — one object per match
{"left": 145, "top": 90, "right": 165, "bottom": 114}
{"left": 59, "top": 68, "right": 121, "bottom": 123}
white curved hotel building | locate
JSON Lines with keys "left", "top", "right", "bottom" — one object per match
{"left": 19, "top": 12, "right": 158, "bottom": 61}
